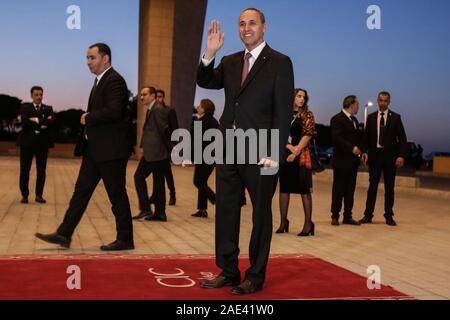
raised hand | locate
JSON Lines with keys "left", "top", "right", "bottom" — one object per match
{"left": 204, "top": 20, "right": 225, "bottom": 60}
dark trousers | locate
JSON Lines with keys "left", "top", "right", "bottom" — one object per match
{"left": 134, "top": 157, "right": 168, "bottom": 217}
{"left": 19, "top": 146, "right": 49, "bottom": 197}
{"left": 57, "top": 155, "right": 133, "bottom": 242}
{"left": 331, "top": 166, "right": 358, "bottom": 220}
{"left": 216, "top": 164, "right": 278, "bottom": 286}
{"left": 364, "top": 149, "right": 397, "bottom": 217}
{"left": 193, "top": 163, "right": 215, "bottom": 210}
{"left": 151, "top": 160, "right": 176, "bottom": 198}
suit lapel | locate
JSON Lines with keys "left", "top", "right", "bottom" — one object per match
{"left": 88, "top": 68, "right": 113, "bottom": 111}
{"left": 236, "top": 45, "right": 271, "bottom": 98}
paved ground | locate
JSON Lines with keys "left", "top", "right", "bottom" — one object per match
{"left": 0, "top": 156, "right": 449, "bottom": 300}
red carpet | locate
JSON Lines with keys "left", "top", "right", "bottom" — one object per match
{"left": 0, "top": 254, "right": 412, "bottom": 300}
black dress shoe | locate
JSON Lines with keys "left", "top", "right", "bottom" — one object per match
{"left": 200, "top": 276, "right": 240, "bottom": 289}
{"left": 342, "top": 218, "right": 361, "bottom": 226}
{"left": 132, "top": 211, "right": 152, "bottom": 220}
{"left": 331, "top": 218, "right": 340, "bottom": 226}
{"left": 192, "top": 210, "right": 208, "bottom": 218}
{"left": 20, "top": 196, "right": 28, "bottom": 204}
{"left": 385, "top": 217, "right": 397, "bottom": 226}
{"left": 231, "top": 280, "right": 262, "bottom": 295}
{"left": 35, "top": 196, "right": 46, "bottom": 204}
{"left": 359, "top": 216, "right": 373, "bottom": 224}
{"left": 168, "top": 196, "right": 176, "bottom": 206}
{"left": 145, "top": 214, "right": 167, "bottom": 222}
{"left": 35, "top": 232, "right": 71, "bottom": 248}
{"left": 100, "top": 240, "right": 134, "bottom": 251}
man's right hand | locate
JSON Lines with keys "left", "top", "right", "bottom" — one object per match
{"left": 204, "top": 20, "right": 225, "bottom": 60}
{"left": 352, "top": 146, "right": 362, "bottom": 156}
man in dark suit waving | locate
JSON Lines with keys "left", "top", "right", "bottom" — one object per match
{"left": 36, "top": 43, "right": 134, "bottom": 251}
{"left": 197, "top": 8, "right": 294, "bottom": 295}
{"left": 17, "top": 86, "right": 54, "bottom": 204}
{"left": 330, "top": 95, "right": 367, "bottom": 226}
{"left": 359, "top": 91, "right": 407, "bottom": 226}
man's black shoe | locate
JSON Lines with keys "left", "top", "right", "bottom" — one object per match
{"left": 385, "top": 217, "right": 397, "bottom": 226}
{"left": 35, "top": 232, "right": 71, "bottom": 248}
{"left": 168, "top": 196, "right": 176, "bottom": 206}
{"left": 191, "top": 211, "right": 208, "bottom": 218}
{"left": 35, "top": 196, "right": 47, "bottom": 204}
{"left": 20, "top": 197, "right": 28, "bottom": 204}
{"left": 100, "top": 240, "right": 135, "bottom": 251}
{"left": 200, "top": 276, "right": 240, "bottom": 289}
{"left": 359, "top": 216, "right": 373, "bottom": 224}
{"left": 331, "top": 218, "right": 340, "bottom": 226}
{"left": 132, "top": 211, "right": 152, "bottom": 220}
{"left": 343, "top": 218, "right": 361, "bottom": 226}
{"left": 231, "top": 280, "right": 262, "bottom": 295}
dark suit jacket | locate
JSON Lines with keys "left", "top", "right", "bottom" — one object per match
{"left": 17, "top": 103, "right": 55, "bottom": 149}
{"left": 168, "top": 108, "right": 179, "bottom": 135}
{"left": 365, "top": 110, "right": 407, "bottom": 160}
{"left": 197, "top": 44, "right": 294, "bottom": 165}
{"left": 330, "top": 111, "right": 364, "bottom": 169}
{"left": 75, "top": 68, "right": 132, "bottom": 162}
{"left": 141, "top": 101, "right": 171, "bottom": 162}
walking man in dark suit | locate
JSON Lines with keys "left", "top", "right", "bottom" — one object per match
{"left": 35, "top": 43, "right": 134, "bottom": 251}
{"left": 148, "top": 89, "right": 178, "bottom": 206}
{"left": 330, "top": 95, "right": 367, "bottom": 226}
{"left": 359, "top": 91, "right": 408, "bottom": 226}
{"left": 197, "top": 8, "right": 294, "bottom": 295}
{"left": 18, "top": 86, "right": 54, "bottom": 204}
{"left": 132, "top": 86, "right": 170, "bottom": 222}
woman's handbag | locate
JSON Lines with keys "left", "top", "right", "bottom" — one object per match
{"left": 300, "top": 139, "right": 324, "bottom": 173}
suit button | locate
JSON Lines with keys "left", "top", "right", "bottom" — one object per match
{"left": 235, "top": 102, "right": 239, "bottom": 107}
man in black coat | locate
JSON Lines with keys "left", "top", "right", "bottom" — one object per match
{"left": 35, "top": 43, "right": 134, "bottom": 251}
{"left": 132, "top": 86, "right": 170, "bottom": 222}
{"left": 197, "top": 8, "right": 294, "bottom": 295}
{"left": 17, "top": 86, "right": 54, "bottom": 204}
{"left": 148, "top": 89, "right": 178, "bottom": 206}
{"left": 359, "top": 91, "right": 408, "bottom": 226}
{"left": 330, "top": 95, "right": 367, "bottom": 226}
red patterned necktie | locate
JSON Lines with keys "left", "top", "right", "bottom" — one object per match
{"left": 241, "top": 52, "right": 252, "bottom": 85}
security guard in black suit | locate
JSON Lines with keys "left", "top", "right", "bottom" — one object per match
{"left": 17, "top": 86, "right": 54, "bottom": 204}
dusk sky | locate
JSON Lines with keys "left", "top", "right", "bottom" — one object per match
{"left": 1, "top": 0, "right": 449, "bottom": 153}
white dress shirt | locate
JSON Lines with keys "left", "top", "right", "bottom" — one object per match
{"left": 342, "top": 109, "right": 357, "bottom": 129}
{"left": 377, "top": 109, "right": 389, "bottom": 148}
{"left": 96, "top": 66, "right": 112, "bottom": 84}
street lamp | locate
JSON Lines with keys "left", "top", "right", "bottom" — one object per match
{"left": 364, "top": 101, "right": 374, "bottom": 129}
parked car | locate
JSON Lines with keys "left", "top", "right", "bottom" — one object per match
{"left": 316, "top": 146, "right": 333, "bottom": 164}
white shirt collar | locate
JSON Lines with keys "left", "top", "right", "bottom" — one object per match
{"left": 96, "top": 66, "right": 112, "bottom": 83}
{"left": 378, "top": 108, "right": 389, "bottom": 115}
{"left": 244, "top": 41, "right": 266, "bottom": 61}
{"left": 33, "top": 103, "right": 41, "bottom": 108}
{"left": 148, "top": 100, "right": 156, "bottom": 110}
{"left": 342, "top": 109, "right": 353, "bottom": 118}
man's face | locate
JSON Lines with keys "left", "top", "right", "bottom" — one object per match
{"left": 140, "top": 88, "right": 154, "bottom": 106}
{"left": 87, "top": 47, "right": 109, "bottom": 76}
{"left": 352, "top": 98, "right": 360, "bottom": 115}
{"left": 31, "top": 90, "right": 43, "bottom": 105}
{"left": 156, "top": 92, "right": 165, "bottom": 104}
{"left": 378, "top": 94, "right": 390, "bottom": 111}
{"left": 238, "top": 10, "right": 266, "bottom": 51}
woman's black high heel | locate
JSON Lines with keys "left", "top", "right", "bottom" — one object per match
{"left": 275, "top": 219, "right": 289, "bottom": 233}
{"left": 298, "top": 222, "right": 315, "bottom": 237}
